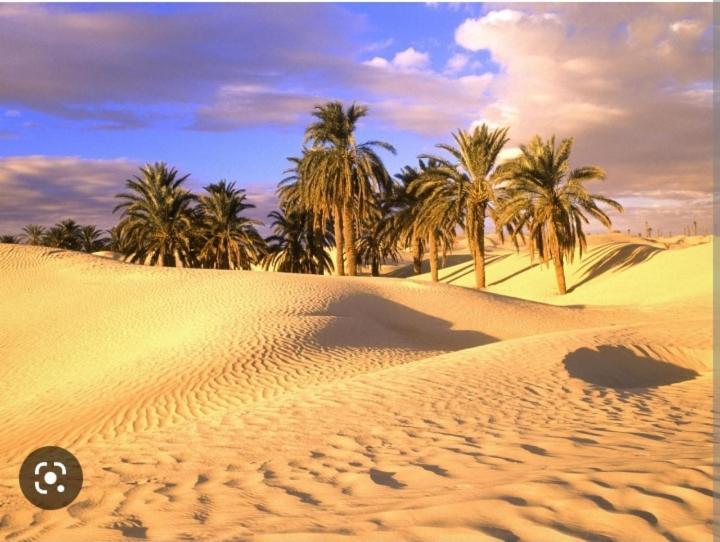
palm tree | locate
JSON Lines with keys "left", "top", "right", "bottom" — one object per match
{"left": 43, "top": 226, "right": 65, "bottom": 248}
{"left": 497, "top": 135, "right": 623, "bottom": 294}
{"left": 79, "top": 225, "right": 109, "bottom": 253}
{"left": 196, "top": 180, "right": 266, "bottom": 270}
{"left": 302, "top": 101, "right": 395, "bottom": 276}
{"left": 356, "top": 196, "right": 400, "bottom": 277}
{"left": 55, "top": 219, "right": 82, "bottom": 250}
{"left": 390, "top": 163, "right": 426, "bottom": 275}
{"left": 269, "top": 155, "right": 336, "bottom": 275}
{"left": 114, "top": 162, "right": 197, "bottom": 267}
{"left": 408, "top": 168, "right": 461, "bottom": 282}
{"left": 39, "top": 219, "right": 81, "bottom": 250}
{"left": 423, "top": 124, "right": 509, "bottom": 288}
{"left": 20, "top": 224, "right": 45, "bottom": 245}
{"left": 263, "top": 209, "right": 333, "bottom": 274}
{"left": 0, "top": 234, "right": 18, "bottom": 244}
{"left": 277, "top": 156, "right": 307, "bottom": 215}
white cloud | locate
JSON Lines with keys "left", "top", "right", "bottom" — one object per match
{"left": 364, "top": 57, "right": 391, "bottom": 69}
{"left": 452, "top": 4, "right": 713, "bottom": 232}
{"left": 365, "top": 47, "right": 430, "bottom": 72}
{"left": 445, "top": 53, "right": 469, "bottom": 73}
{"left": 392, "top": 47, "right": 430, "bottom": 70}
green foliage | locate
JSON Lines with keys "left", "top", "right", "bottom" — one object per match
{"left": 355, "top": 195, "right": 401, "bottom": 276}
{"left": 6, "top": 105, "right": 623, "bottom": 291}
{"left": 497, "top": 135, "right": 623, "bottom": 293}
{"left": 421, "top": 124, "right": 510, "bottom": 287}
{"left": 196, "top": 180, "right": 266, "bottom": 270}
{"left": 263, "top": 209, "right": 333, "bottom": 275}
{"left": 79, "top": 225, "right": 109, "bottom": 253}
{"left": 114, "top": 162, "right": 197, "bottom": 267}
{"left": 300, "top": 101, "right": 395, "bottom": 275}
{"left": 20, "top": 224, "right": 46, "bottom": 245}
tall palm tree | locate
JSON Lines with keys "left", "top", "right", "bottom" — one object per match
{"left": 292, "top": 150, "right": 344, "bottom": 276}
{"left": 20, "top": 224, "right": 46, "bottom": 245}
{"left": 79, "top": 225, "right": 109, "bottom": 253}
{"left": 114, "top": 162, "right": 197, "bottom": 267}
{"left": 497, "top": 135, "right": 623, "bottom": 294}
{"left": 423, "top": 124, "right": 509, "bottom": 288}
{"left": 263, "top": 209, "right": 334, "bottom": 274}
{"left": 302, "top": 101, "right": 395, "bottom": 276}
{"left": 196, "top": 180, "right": 266, "bottom": 270}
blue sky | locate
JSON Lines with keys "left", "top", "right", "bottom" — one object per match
{"left": 1, "top": 3, "right": 488, "bottom": 180}
{"left": 0, "top": 3, "right": 713, "bottom": 234}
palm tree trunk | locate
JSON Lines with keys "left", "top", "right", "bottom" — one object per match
{"left": 411, "top": 227, "right": 422, "bottom": 275}
{"left": 371, "top": 258, "right": 380, "bottom": 277}
{"left": 553, "top": 254, "right": 567, "bottom": 295}
{"left": 333, "top": 204, "right": 344, "bottom": 276}
{"left": 473, "top": 205, "right": 486, "bottom": 289}
{"left": 429, "top": 234, "right": 439, "bottom": 282}
{"left": 342, "top": 202, "right": 357, "bottom": 276}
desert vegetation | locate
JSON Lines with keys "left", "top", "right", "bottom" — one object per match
{"left": 2, "top": 101, "right": 626, "bottom": 294}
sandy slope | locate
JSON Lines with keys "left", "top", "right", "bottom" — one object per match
{"left": 410, "top": 233, "right": 713, "bottom": 308}
{"left": 0, "top": 238, "right": 713, "bottom": 541}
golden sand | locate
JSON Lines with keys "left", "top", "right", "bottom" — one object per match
{"left": 0, "top": 235, "right": 712, "bottom": 541}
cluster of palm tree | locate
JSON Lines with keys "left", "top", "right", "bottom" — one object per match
{"left": 1, "top": 100, "right": 623, "bottom": 294}
{"left": 113, "top": 163, "right": 265, "bottom": 269}
{"left": 269, "top": 101, "right": 622, "bottom": 294}
{"left": 2, "top": 220, "right": 109, "bottom": 252}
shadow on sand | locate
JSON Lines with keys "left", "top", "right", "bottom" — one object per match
{"left": 385, "top": 253, "right": 476, "bottom": 279}
{"left": 488, "top": 262, "right": 539, "bottom": 286}
{"left": 439, "top": 253, "right": 512, "bottom": 285}
{"left": 312, "top": 293, "right": 495, "bottom": 351}
{"left": 568, "top": 242, "right": 664, "bottom": 293}
{"left": 563, "top": 345, "right": 697, "bottom": 389}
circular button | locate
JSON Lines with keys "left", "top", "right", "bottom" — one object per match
{"left": 19, "top": 446, "right": 83, "bottom": 510}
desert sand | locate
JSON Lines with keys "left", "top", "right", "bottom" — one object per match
{"left": 0, "top": 234, "right": 713, "bottom": 541}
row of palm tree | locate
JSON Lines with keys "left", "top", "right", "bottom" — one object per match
{"left": 1, "top": 101, "right": 623, "bottom": 294}
{"left": 273, "top": 101, "right": 622, "bottom": 294}
{"left": 1, "top": 220, "right": 109, "bottom": 252}
{"left": 113, "top": 164, "right": 266, "bottom": 269}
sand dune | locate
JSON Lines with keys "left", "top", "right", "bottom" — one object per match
{"left": 0, "top": 238, "right": 713, "bottom": 541}
{"left": 411, "top": 233, "right": 713, "bottom": 308}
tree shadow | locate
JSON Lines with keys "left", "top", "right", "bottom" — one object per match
{"left": 568, "top": 243, "right": 664, "bottom": 293}
{"left": 488, "top": 263, "right": 540, "bottom": 286}
{"left": 442, "top": 253, "right": 511, "bottom": 285}
{"left": 385, "top": 253, "right": 475, "bottom": 278}
{"left": 385, "top": 261, "right": 423, "bottom": 278}
{"left": 312, "top": 292, "right": 495, "bottom": 351}
{"left": 385, "top": 252, "right": 510, "bottom": 281}
{"left": 563, "top": 345, "right": 697, "bottom": 390}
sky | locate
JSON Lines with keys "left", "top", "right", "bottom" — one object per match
{"left": 0, "top": 2, "right": 713, "bottom": 236}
